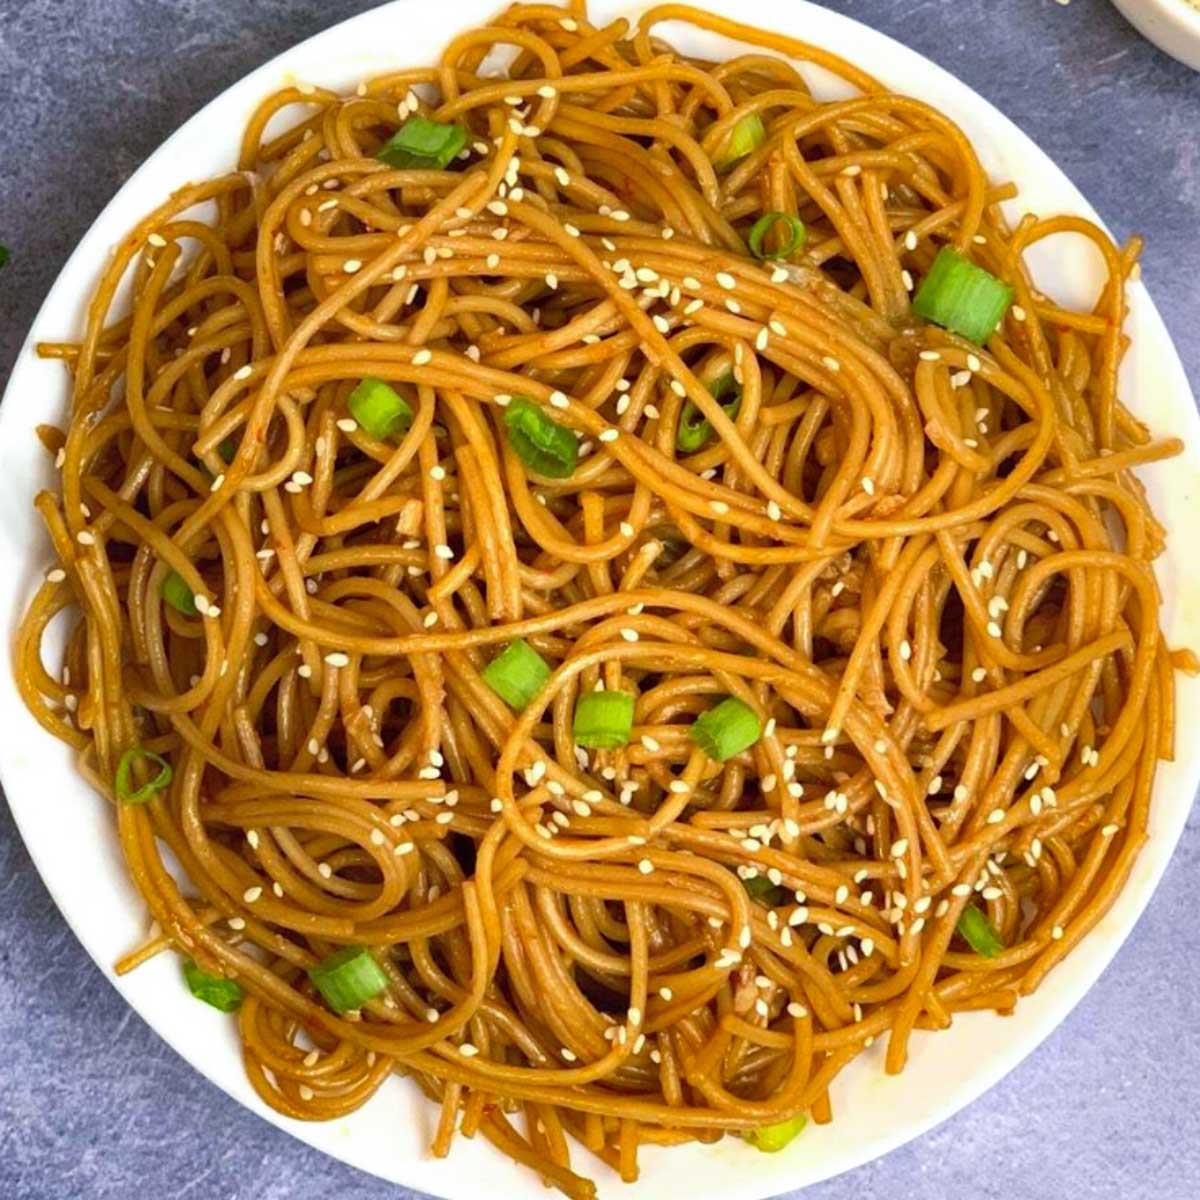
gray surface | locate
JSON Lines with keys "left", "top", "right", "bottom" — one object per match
{"left": 1, "top": 0, "right": 1198, "bottom": 1197}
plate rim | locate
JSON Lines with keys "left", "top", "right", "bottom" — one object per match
{"left": 2, "top": 1, "right": 1198, "bottom": 1198}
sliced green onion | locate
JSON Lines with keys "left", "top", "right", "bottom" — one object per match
{"left": 114, "top": 747, "right": 173, "bottom": 804}
{"left": 573, "top": 690, "right": 635, "bottom": 749}
{"left": 957, "top": 903, "right": 1004, "bottom": 958}
{"left": 676, "top": 372, "right": 741, "bottom": 453}
{"left": 482, "top": 639, "right": 552, "bottom": 710}
{"left": 308, "top": 946, "right": 389, "bottom": 1013}
{"left": 716, "top": 113, "right": 766, "bottom": 171}
{"left": 748, "top": 212, "right": 806, "bottom": 260}
{"left": 744, "top": 1113, "right": 806, "bottom": 1153}
{"left": 348, "top": 376, "right": 413, "bottom": 441}
{"left": 504, "top": 397, "right": 578, "bottom": 478}
{"left": 689, "top": 697, "right": 761, "bottom": 762}
{"left": 377, "top": 116, "right": 467, "bottom": 170}
{"left": 161, "top": 570, "right": 197, "bottom": 616}
{"left": 911, "top": 246, "right": 1013, "bottom": 344}
{"left": 0, "top": 245, "right": 9, "bottom": 269}
{"left": 742, "top": 875, "right": 782, "bottom": 904}
{"left": 183, "top": 960, "right": 244, "bottom": 1013}
{"left": 218, "top": 436, "right": 238, "bottom": 464}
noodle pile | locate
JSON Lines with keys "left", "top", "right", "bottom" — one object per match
{"left": 17, "top": 3, "right": 1191, "bottom": 1195}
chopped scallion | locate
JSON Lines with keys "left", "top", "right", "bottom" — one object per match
{"left": 482, "top": 639, "right": 552, "bottom": 710}
{"left": 114, "top": 747, "right": 173, "bottom": 804}
{"left": 676, "top": 372, "right": 741, "bottom": 453}
{"left": 504, "top": 397, "right": 578, "bottom": 478}
{"left": 218, "top": 436, "right": 238, "bottom": 464}
{"left": 744, "top": 1113, "right": 806, "bottom": 1152}
{"left": 689, "top": 697, "right": 761, "bottom": 762}
{"left": 957, "top": 903, "right": 1004, "bottom": 958}
{"left": 573, "top": 690, "right": 635, "bottom": 749}
{"left": 183, "top": 960, "right": 244, "bottom": 1013}
{"left": 742, "top": 875, "right": 782, "bottom": 904}
{"left": 161, "top": 570, "right": 197, "bottom": 616}
{"left": 308, "top": 946, "right": 389, "bottom": 1013}
{"left": 0, "top": 245, "right": 9, "bottom": 270}
{"left": 716, "top": 113, "right": 766, "bottom": 171}
{"left": 348, "top": 377, "right": 413, "bottom": 441}
{"left": 748, "top": 212, "right": 806, "bottom": 260}
{"left": 911, "top": 246, "right": 1013, "bottom": 344}
{"left": 377, "top": 117, "right": 467, "bottom": 170}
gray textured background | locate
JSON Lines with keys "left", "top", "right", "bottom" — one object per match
{"left": 2, "top": 1, "right": 1198, "bottom": 1198}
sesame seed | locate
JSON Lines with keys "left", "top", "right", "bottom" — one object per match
{"left": 715, "top": 272, "right": 736, "bottom": 290}
{"left": 987, "top": 809, "right": 1005, "bottom": 825}
{"left": 898, "top": 640, "right": 912, "bottom": 661}
{"left": 598, "top": 428, "right": 619, "bottom": 443}
{"left": 76, "top": 530, "right": 96, "bottom": 546}
{"left": 412, "top": 349, "right": 432, "bottom": 366}
{"left": 1052, "top": 925, "right": 1064, "bottom": 940}
{"left": 904, "top": 230, "right": 918, "bottom": 251}
{"left": 1012, "top": 305, "right": 1027, "bottom": 321}
{"left": 861, "top": 476, "right": 875, "bottom": 496}
{"left": 821, "top": 355, "right": 841, "bottom": 372}
{"left": 668, "top": 780, "right": 690, "bottom": 794}
{"left": 620, "top": 627, "right": 639, "bottom": 642}
{"left": 324, "top": 651, "right": 350, "bottom": 667}
{"left": 243, "top": 886, "right": 263, "bottom": 903}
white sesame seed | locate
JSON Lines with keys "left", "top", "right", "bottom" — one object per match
{"left": 324, "top": 652, "right": 350, "bottom": 667}
{"left": 598, "top": 428, "right": 619, "bottom": 443}
{"left": 412, "top": 349, "right": 433, "bottom": 366}
{"left": 243, "top": 886, "right": 262, "bottom": 903}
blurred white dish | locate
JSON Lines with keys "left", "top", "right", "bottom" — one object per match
{"left": 1111, "top": 0, "right": 1200, "bottom": 70}
{"left": 2, "top": 1, "right": 1198, "bottom": 1197}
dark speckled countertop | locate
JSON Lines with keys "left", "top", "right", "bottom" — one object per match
{"left": 1, "top": 2, "right": 1198, "bottom": 1198}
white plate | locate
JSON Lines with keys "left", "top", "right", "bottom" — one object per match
{"left": 2, "top": 2, "right": 1198, "bottom": 1197}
